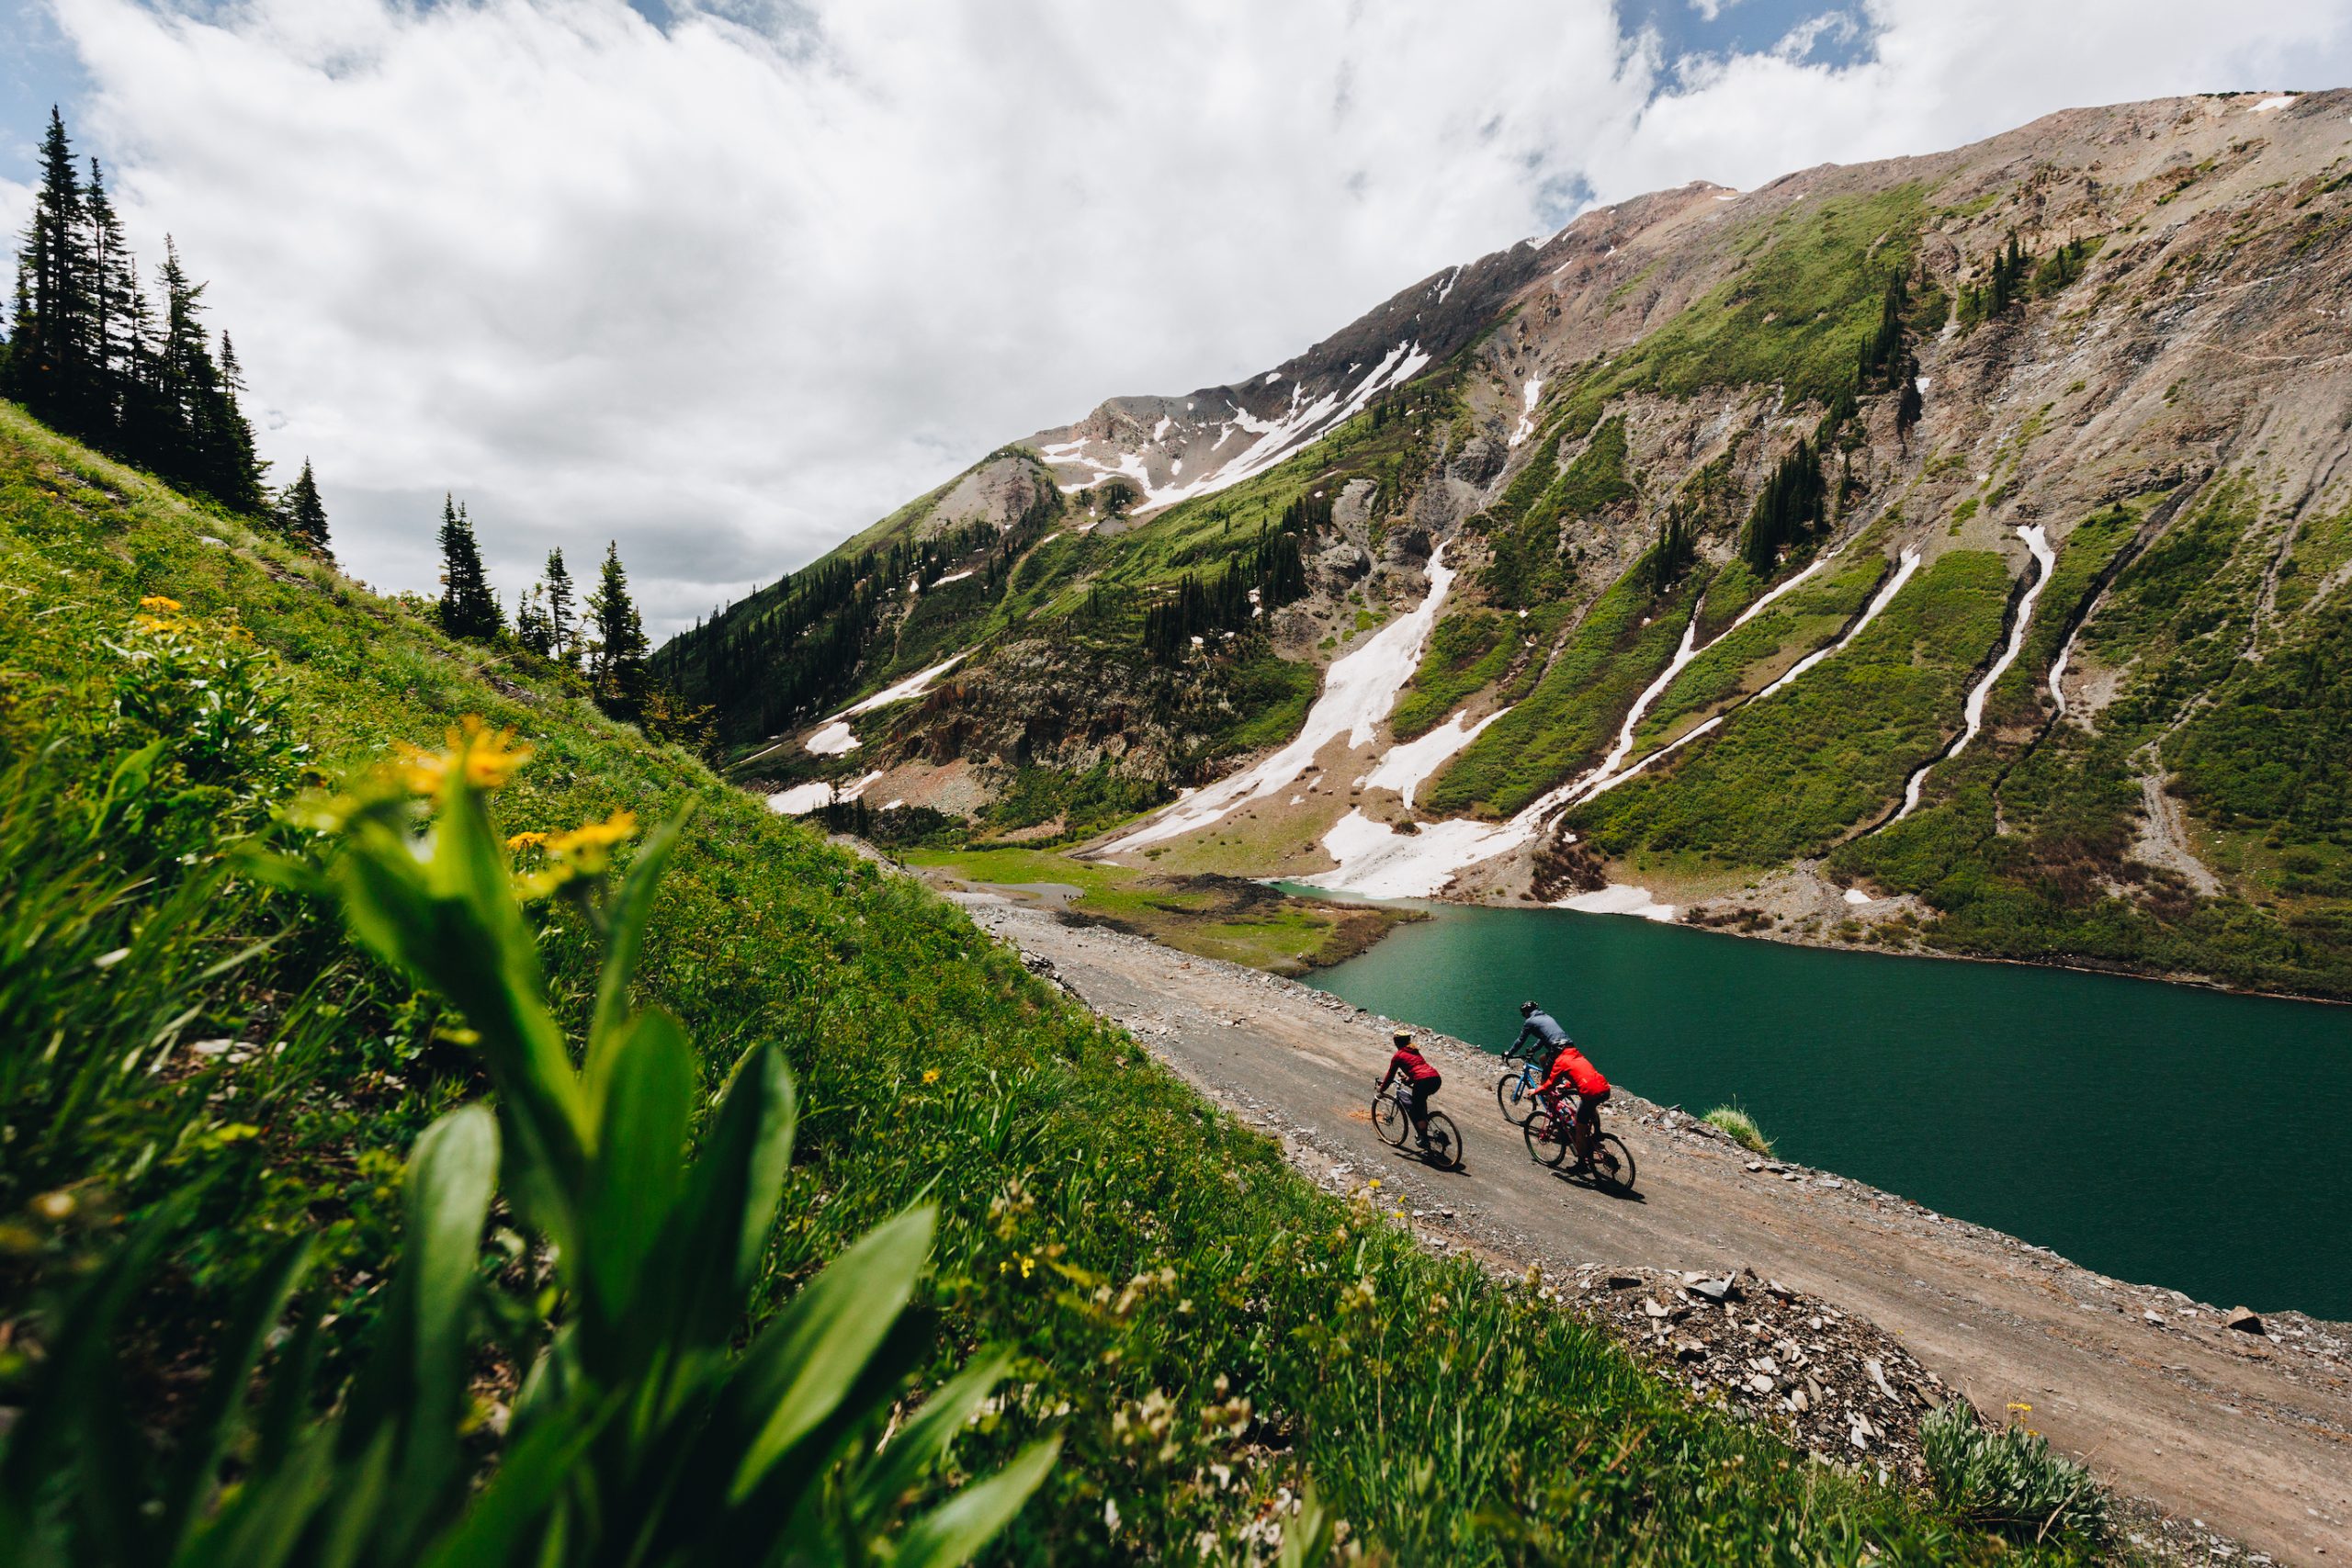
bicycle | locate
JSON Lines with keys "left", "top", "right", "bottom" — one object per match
{"left": 1522, "top": 1091, "right": 1636, "bottom": 1193}
{"left": 1494, "top": 1055, "right": 1544, "bottom": 1126}
{"left": 1373, "top": 1079, "right": 1463, "bottom": 1170}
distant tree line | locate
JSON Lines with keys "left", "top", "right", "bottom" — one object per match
{"left": 0, "top": 107, "right": 325, "bottom": 546}
{"left": 1140, "top": 525, "right": 1309, "bottom": 662}
{"left": 1958, "top": 231, "right": 2095, "bottom": 326}
{"left": 651, "top": 501, "right": 1054, "bottom": 744}
{"left": 430, "top": 498, "right": 707, "bottom": 750}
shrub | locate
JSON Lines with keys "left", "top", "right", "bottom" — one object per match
{"left": 1702, "top": 1104, "right": 1773, "bottom": 1156}
{"left": 1920, "top": 1400, "right": 2109, "bottom": 1547}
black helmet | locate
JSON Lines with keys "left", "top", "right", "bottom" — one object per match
{"left": 1520, "top": 1000, "right": 1537, "bottom": 1017}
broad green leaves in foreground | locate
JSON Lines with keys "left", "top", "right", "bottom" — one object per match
{"left": 0, "top": 726, "right": 1054, "bottom": 1566}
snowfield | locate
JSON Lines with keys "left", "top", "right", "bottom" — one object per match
{"left": 841, "top": 653, "right": 966, "bottom": 716}
{"left": 1509, "top": 378, "right": 1544, "bottom": 447}
{"left": 768, "top": 769, "right": 884, "bottom": 817}
{"left": 1101, "top": 541, "right": 1460, "bottom": 852}
{"left": 1039, "top": 342, "right": 1430, "bottom": 516}
{"left": 803, "top": 719, "right": 858, "bottom": 756}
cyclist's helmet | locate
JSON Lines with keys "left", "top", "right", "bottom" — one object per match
{"left": 1519, "top": 1000, "right": 1537, "bottom": 1017}
{"left": 1392, "top": 1030, "right": 1413, "bottom": 1046}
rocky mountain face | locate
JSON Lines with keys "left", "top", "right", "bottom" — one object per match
{"left": 661, "top": 91, "right": 2352, "bottom": 998}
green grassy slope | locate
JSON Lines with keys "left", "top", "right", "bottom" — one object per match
{"left": 1572, "top": 551, "right": 2014, "bottom": 866}
{"left": 1423, "top": 574, "right": 1699, "bottom": 818}
{"left": 1831, "top": 486, "right": 2352, "bottom": 996}
{"left": 0, "top": 401, "right": 2083, "bottom": 1562}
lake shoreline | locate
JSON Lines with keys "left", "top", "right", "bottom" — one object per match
{"left": 1306, "top": 875, "right": 2352, "bottom": 1010}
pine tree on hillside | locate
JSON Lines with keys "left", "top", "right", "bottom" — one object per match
{"left": 84, "top": 160, "right": 133, "bottom": 428}
{"left": 542, "top": 547, "right": 577, "bottom": 664}
{"left": 4, "top": 108, "right": 96, "bottom": 429}
{"left": 585, "top": 542, "right": 650, "bottom": 718}
{"left": 514, "top": 584, "right": 554, "bottom": 657}
{"left": 436, "top": 496, "right": 501, "bottom": 641}
{"left": 1, "top": 107, "right": 271, "bottom": 516}
{"left": 278, "top": 457, "right": 331, "bottom": 556}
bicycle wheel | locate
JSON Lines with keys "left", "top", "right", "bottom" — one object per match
{"left": 1419, "top": 1111, "right": 1464, "bottom": 1170}
{"left": 1588, "top": 1133, "right": 1637, "bottom": 1194}
{"left": 1523, "top": 1109, "right": 1570, "bottom": 1168}
{"left": 1373, "top": 1093, "right": 1409, "bottom": 1147}
{"left": 1495, "top": 1069, "right": 1535, "bottom": 1125}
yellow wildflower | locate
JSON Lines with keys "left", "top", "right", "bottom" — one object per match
{"left": 504, "top": 831, "right": 548, "bottom": 853}
{"left": 922, "top": 1068, "right": 942, "bottom": 1084}
{"left": 394, "top": 716, "right": 533, "bottom": 799}
{"left": 546, "top": 809, "right": 639, "bottom": 874}
{"left": 138, "top": 594, "right": 183, "bottom": 615}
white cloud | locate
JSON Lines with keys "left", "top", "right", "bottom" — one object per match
{"left": 38, "top": 0, "right": 2352, "bottom": 632}
{"left": 1609, "top": 0, "right": 2352, "bottom": 200}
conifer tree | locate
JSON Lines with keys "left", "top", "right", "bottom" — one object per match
{"left": 84, "top": 159, "right": 133, "bottom": 430}
{"left": 4, "top": 108, "right": 96, "bottom": 427}
{"left": 585, "top": 542, "right": 650, "bottom": 718}
{"left": 514, "top": 584, "right": 554, "bottom": 656}
{"left": 2, "top": 108, "right": 269, "bottom": 515}
{"left": 278, "top": 458, "right": 331, "bottom": 555}
{"left": 542, "top": 547, "right": 577, "bottom": 663}
{"left": 436, "top": 496, "right": 501, "bottom": 641}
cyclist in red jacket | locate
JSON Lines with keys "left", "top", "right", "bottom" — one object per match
{"left": 1374, "top": 1030, "right": 1443, "bottom": 1148}
{"left": 1533, "top": 1029, "right": 1611, "bottom": 1169}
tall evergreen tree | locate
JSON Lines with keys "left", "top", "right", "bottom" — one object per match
{"left": 542, "top": 547, "right": 577, "bottom": 663}
{"left": 84, "top": 159, "right": 134, "bottom": 432}
{"left": 4, "top": 108, "right": 96, "bottom": 427}
{"left": 436, "top": 496, "right": 501, "bottom": 641}
{"left": 278, "top": 457, "right": 331, "bottom": 555}
{"left": 1, "top": 108, "right": 269, "bottom": 515}
{"left": 585, "top": 541, "right": 650, "bottom": 718}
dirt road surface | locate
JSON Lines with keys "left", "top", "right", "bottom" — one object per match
{"left": 958, "top": 892, "right": 2352, "bottom": 1564}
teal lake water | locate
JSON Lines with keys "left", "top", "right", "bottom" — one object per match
{"left": 1296, "top": 897, "right": 2352, "bottom": 1320}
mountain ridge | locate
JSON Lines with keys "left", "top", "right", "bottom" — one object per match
{"left": 659, "top": 89, "right": 2352, "bottom": 998}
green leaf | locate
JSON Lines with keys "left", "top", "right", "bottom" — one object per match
{"left": 85, "top": 736, "right": 167, "bottom": 842}
{"left": 178, "top": 1427, "right": 337, "bottom": 1568}
{"left": 849, "top": 1346, "right": 1012, "bottom": 1526}
{"left": 674, "top": 1046, "right": 796, "bottom": 1348}
{"left": 157, "top": 1233, "right": 315, "bottom": 1556}
{"left": 332, "top": 802, "right": 586, "bottom": 1247}
{"left": 385, "top": 1104, "right": 499, "bottom": 1539}
{"left": 888, "top": 1437, "right": 1061, "bottom": 1568}
{"left": 581, "top": 1009, "right": 694, "bottom": 1334}
{"left": 582, "top": 803, "right": 691, "bottom": 1103}
{"left": 1280, "top": 1477, "right": 1338, "bottom": 1568}
{"left": 725, "top": 1205, "right": 936, "bottom": 1503}
{"left": 415, "top": 1394, "right": 616, "bottom": 1568}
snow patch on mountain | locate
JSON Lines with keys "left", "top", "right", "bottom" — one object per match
{"left": 841, "top": 653, "right": 966, "bottom": 717}
{"left": 1039, "top": 343, "right": 1430, "bottom": 517}
{"left": 1509, "top": 378, "right": 1544, "bottom": 447}
{"left": 769, "top": 769, "right": 884, "bottom": 817}
{"left": 1366, "top": 706, "right": 1510, "bottom": 810}
{"left": 804, "top": 719, "right": 858, "bottom": 756}
{"left": 1100, "top": 540, "right": 1458, "bottom": 852}
{"left": 1897, "top": 525, "right": 2052, "bottom": 819}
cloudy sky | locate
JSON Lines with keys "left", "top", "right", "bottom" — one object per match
{"left": 4, "top": 1, "right": 2348, "bottom": 635}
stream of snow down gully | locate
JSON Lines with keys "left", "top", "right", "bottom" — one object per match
{"left": 1301, "top": 542, "right": 1894, "bottom": 903}
{"left": 1895, "top": 525, "right": 2053, "bottom": 820}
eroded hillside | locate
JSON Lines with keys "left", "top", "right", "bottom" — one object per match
{"left": 660, "top": 91, "right": 2352, "bottom": 997}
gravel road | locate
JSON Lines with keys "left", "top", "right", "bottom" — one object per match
{"left": 957, "top": 891, "right": 2352, "bottom": 1565}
